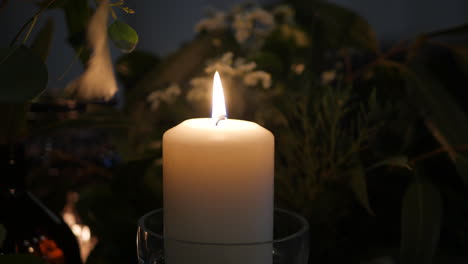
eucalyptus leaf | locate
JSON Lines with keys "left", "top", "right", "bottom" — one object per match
{"left": 400, "top": 180, "right": 442, "bottom": 264}
{"left": 0, "top": 254, "right": 47, "bottom": 264}
{"left": 367, "top": 156, "right": 412, "bottom": 171}
{"left": 63, "top": 0, "right": 90, "bottom": 64}
{"left": 30, "top": 18, "right": 55, "bottom": 61}
{"left": 0, "top": 224, "right": 5, "bottom": 248}
{"left": 408, "top": 65, "right": 468, "bottom": 186}
{"left": 108, "top": 21, "right": 139, "bottom": 53}
{"left": 0, "top": 45, "right": 48, "bottom": 102}
{"left": 348, "top": 165, "right": 374, "bottom": 215}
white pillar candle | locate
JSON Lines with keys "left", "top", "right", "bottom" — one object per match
{"left": 163, "top": 72, "right": 274, "bottom": 263}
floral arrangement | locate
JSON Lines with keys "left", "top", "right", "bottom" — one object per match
{"left": 1, "top": 1, "right": 468, "bottom": 264}
{"left": 115, "top": 2, "right": 468, "bottom": 263}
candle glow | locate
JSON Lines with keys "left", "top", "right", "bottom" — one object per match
{"left": 163, "top": 71, "right": 274, "bottom": 264}
{"left": 211, "top": 71, "right": 227, "bottom": 123}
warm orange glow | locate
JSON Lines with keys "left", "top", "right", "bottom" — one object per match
{"left": 212, "top": 71, "right": 227, "bottom": 123}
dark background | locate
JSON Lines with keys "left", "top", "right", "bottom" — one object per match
{"left": 1, "top": 0, "right": 467, "bottom": 92}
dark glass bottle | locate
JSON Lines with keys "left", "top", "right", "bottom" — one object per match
{"left": 0, "top": 144, "right": 82, "bottom": 264}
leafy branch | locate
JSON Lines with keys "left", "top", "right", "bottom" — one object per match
{"left": 410, "top": 144, "right": 468, "bottom": 165}
{"left": 9, "top": 0, "right": 58, "bottom": 46}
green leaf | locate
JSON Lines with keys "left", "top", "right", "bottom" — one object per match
{"left": 108, "top": 21, "right": 139, "bottom": 53}
{"left": 348, "top": 165, "right": 374, "bottom": 215}
{"left": 0, "top": 254, "right": 47, "bottom": 264}
{"left": 408, "top": 65, "right": 468, "bottom": 186}
{"left": 0, "top": 224, "right": 5, "bottom": 248}
{"left": 30, "top": 18, "right": 54, "bottom": 61}
{"left": 63, "top": 0, "right": 90, "bottom": 64}
{"left": 367, "top": 156, "right": 412, "bottom": 171}
{"left": 0, "top": 45, "right": 48, "bottom": 102}
{"left": 400, "top": 180, "right": 442, "bottom": 264}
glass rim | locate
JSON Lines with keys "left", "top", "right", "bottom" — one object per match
{"left": 138, "top": 208, "right": 309, "bottom": 246}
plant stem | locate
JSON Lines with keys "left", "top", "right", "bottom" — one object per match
{"left": 410, "top": 144, "right": 468, "bottom": 164}
{"left": 58, "top": 47, "right": 83, "bottom": 80}
{"left": 22, "top": 16, "right": 38, "bottom": 44}
{"left": 9, "top": 0, "right": 58, "bottom": 46}
{"left": 347, "top": 39, "right": 409, "bottom": 82}
{"left": 110, "top": 7, "right": 117, "bottom": 20}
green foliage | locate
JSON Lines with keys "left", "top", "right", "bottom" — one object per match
{"left": 368, "top": 156, "right": 412, "bottom": 171}
{"left": 0, "top": 45, "right": 48, "bottom": 102}
{"left": 273, "top": 79, "right": 383, "bottom": 221}
{"left": 3, "top": 1, "right": 468, "bottom": 264}
{"left": 400, "top": 179, "right": 442, "bottom": 264}
{"left": 63, "top": 0, "right": 90, "bottom": 63}
{"left": 108, "top": 21, "right": 139, "bottom": 53}
{"left": 408, "top": 64, "right": 468, "bottom": 187}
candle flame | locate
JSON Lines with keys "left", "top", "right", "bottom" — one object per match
{"left": 212, "top": 71, "right": 227, "bottom": 123}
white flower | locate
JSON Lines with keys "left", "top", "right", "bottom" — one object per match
{"left": 233, "top": 58, "right": 256, "bottom": 74}
{"left": 147, "top": 83, "right": 181, "bottom": 111}
{"left": 66, "top": 0, "right": 117, "bottom": 101}
{"left": 187, "top": 77, "right": 211, "bottom": 103}
{"left": 321, "top": 70, "right": 336, "bottom": 85}
{"left": 248, "top": 8, "right": 275, "bottom": 27}
{"left": 233, "top": 13, "right": 253, "bottom": 43}
{"left": 243, "top": 71, "right": 272, "bottom": 89}
{"left": 188, "top": 52, "right": 272, "bottom": 101}
{"left": 205, "top": 52, "right": 259, "bottom": 77}
{"left": 232, "top": 8, "right": 274, "bottom": 44}
{"left": 205, "top": 52, "right": 236, "bottom": 75}
{"left": 194, "top": 11, "right": 227, "bottom": 33}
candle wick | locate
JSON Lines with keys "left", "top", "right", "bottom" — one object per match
{"left": 215, "top": 115, "right": 227, "bottom": 126}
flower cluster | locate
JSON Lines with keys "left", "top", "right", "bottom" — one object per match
{"left": 195, "top": 5, "right": 280, "bottom": 44}
{"left": 147, "top": 83, "right": 181, "bottom": 111}
{"left": 186, "top": 52, "right": 272, "bottom": 103}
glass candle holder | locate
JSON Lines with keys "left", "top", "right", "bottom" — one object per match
{"left": 137, "top": 208, "right": 309, "bottom": 264}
